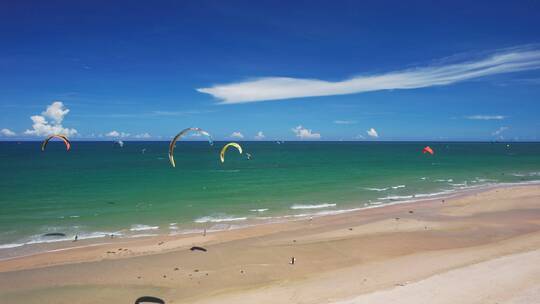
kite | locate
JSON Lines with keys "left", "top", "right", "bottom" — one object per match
{"left": 169, "top": 128, "right": 213, "bottom": 167}
{"left": 220, "top": 142, "right": 243, "bottom": 163}
{"left": 41, "top": 135, "right": 71, "bottom": 152}
{"left": 422, "top": 146, "right": 434, "bottom": 155}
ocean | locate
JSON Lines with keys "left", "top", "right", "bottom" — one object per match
{"left": 1, "top": 141, "right": 539, "bottom": 251}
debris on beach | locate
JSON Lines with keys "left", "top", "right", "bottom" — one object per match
{"left": 190, "top": 246, "right": 207, "bottom": 252}
{"left": 290, "top": 257, "right": 296, "bottom": 265}
{"left": 409, "top": 210, "right": 414, "bottom": 214}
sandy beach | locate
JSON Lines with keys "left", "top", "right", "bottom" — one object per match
{"left": 1, "top": 184, "right": 540, "bottom": 304}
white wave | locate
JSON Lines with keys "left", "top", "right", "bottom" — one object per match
{"left": 363, "top": 187, "right": 389, "bottom": 192}
{"left": 130, "top": 233, "right": 158, "bottom": 238}
{"left": 194, "top": 216, "right": 247, "bottom": 223}
{"left": 0, "top": 231, "right": 114, "bottom": 250}
{"left": 0, "top": 243, "right": 24, "bottom": 249}
{"left": 449, "top": 183, "right": 467, "bottom": 187}
{"left": 435, "top": 179, "right": 453, "bottom": 182}
{"left": 129, "top": 224, "right": 159, "bottom": 231}
{"left": 413, "top": 190, "right": 455, "bottom": 198}
{"left": 391, "top": 185, "right": 406, "bottom": 189}
{"left": 290, "top": 203, "right": 336, "bottom": 210}
{"left": 378, "top": 195, "right": 414, "bottom": 200}
{"left": 250, "top": 208, "right": 269, "bottom": 212}
{"left": 475, "top": 178, "right": 498, "bottom": 182}
{"left": 254, "top": 216, "right": 273, "bottom": 220}
{"left": 289, "top": 207, "right": 365, "bottom": 218}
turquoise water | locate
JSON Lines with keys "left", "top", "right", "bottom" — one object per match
{"left": 1, "top": 141, "right": 540, "bottom": 249}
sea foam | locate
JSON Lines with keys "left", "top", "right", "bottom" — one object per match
{"left": 290, "top": 203, "right": 336, "bottom": 210}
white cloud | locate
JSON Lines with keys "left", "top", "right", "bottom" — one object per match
{"left": 134, "top": 132, "right": 151, "bottom": 139}
{"left": 254, "top": 131, "right": 265, "bottom": 140}
{"left": 230, "top": 131, "right": 244, "bottom": 139}
{"left": 334, "top": 120, "right": 357, "bottom": 124}
{"left": 492, "top": 126, "right": 509, "bottom": 136}
{"left": 106, "top": 130, "right": 130, "bottom": 138}
{"left": 367, "top": 128, "right": 379, "bottom": 138}
{"left": 43, "top": 101, "right": 70, "bottom": 123}
{"left": 24, "top": 101, "right": 78, "bottom": 136}
{"left": 197, "top": 46, "right": 540, "bottom": 103}
{"left": 106, "top": 131, "right": 120, "bottom": 137}
{"left": 292, "top": 125, "right": 321, "bottom": 140}
{"left": 466, "top": 115, "right": 506, "bottom": 120}
{"left": 1, "top": 128, "right": 16, "bottom": 136}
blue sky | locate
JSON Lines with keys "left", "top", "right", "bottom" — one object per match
{"left": 1, "top": 1, "right": 539, "bottom": 141}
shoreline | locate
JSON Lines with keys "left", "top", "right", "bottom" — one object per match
{"left": 2, "top": 179, "right": 539, "bottom": 263}
{"left": 1, "top": 183, "right": 540, "bottom": 303}
{"left": 2, "top": 179, "right": 540, "bottom": 263}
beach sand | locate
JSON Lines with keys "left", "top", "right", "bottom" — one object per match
{"left": 1, "top": 184, "right": 540, "bottom": 304}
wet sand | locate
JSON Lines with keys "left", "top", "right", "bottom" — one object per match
{"left": 1, "top": 184, "right": 540, "bottom": 304}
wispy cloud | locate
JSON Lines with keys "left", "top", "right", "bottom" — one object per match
{"left": 492, "top": 126, "right": 509, "bottom": 136}
{"left": 1, "top": 128, "right": 16, "bottom": 136}
{"left": 367, "top": 128, "right": 379, "bottom": 138}
{"left": 24, "top": 101, "right": 78, "bottom": 136}
{"left": 197, "top": 46, "right": 540, "bottom": 103}
{"left": 466, "top": 115, "right": 506, "bottom": 120}
{"left": 254, "top": 131, "right": 265, "bottom": 140}
{"left": 230, "top": 131, "right": 244, "bottom": 139}
{"left": 292, "top": 125, "right": 321, "bottom": 140}
{"left": 333, "top": 120, "right": 357, "bottom": 124}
